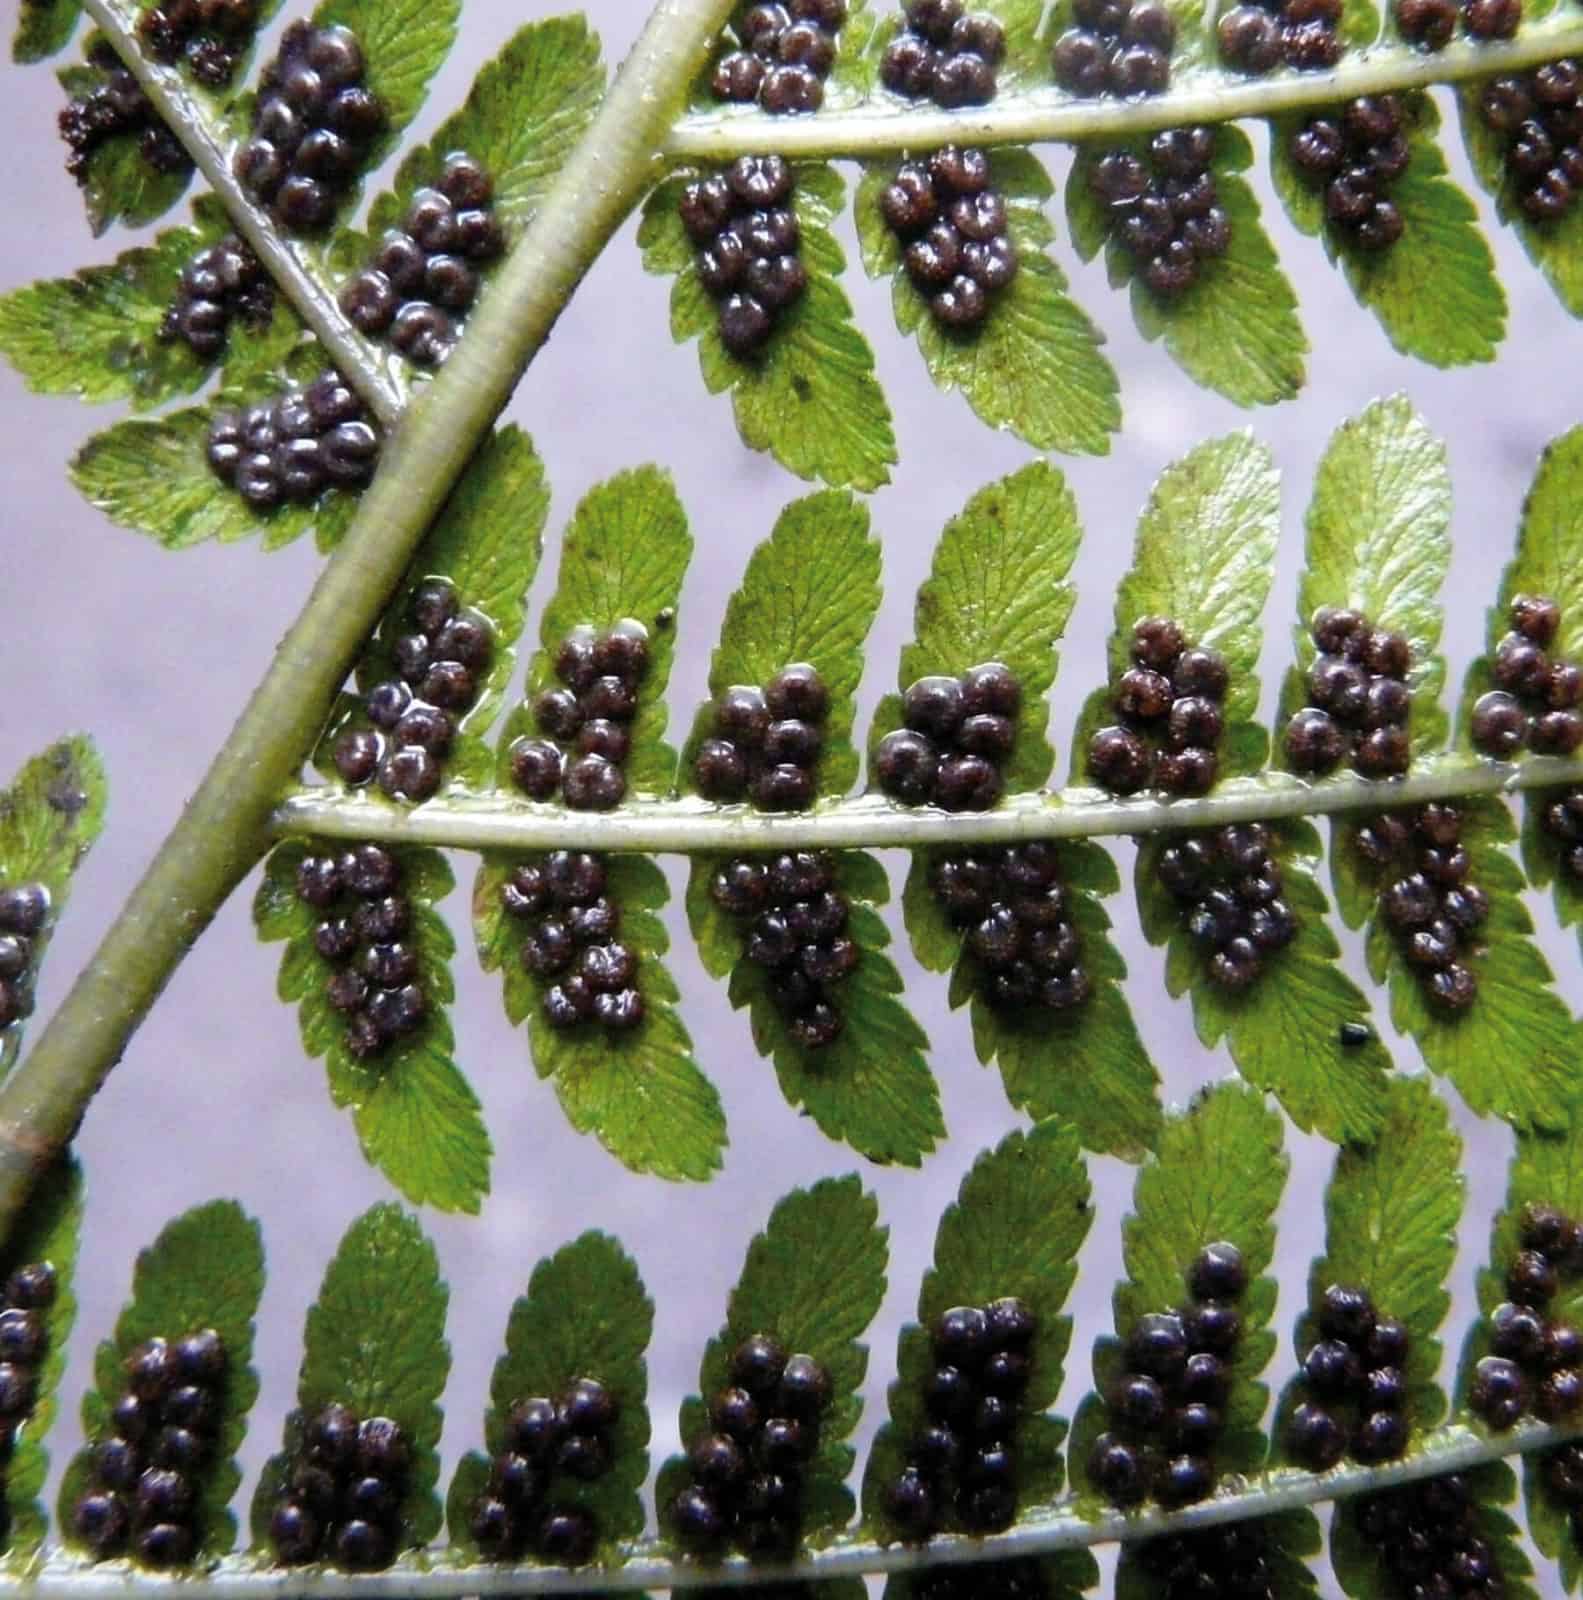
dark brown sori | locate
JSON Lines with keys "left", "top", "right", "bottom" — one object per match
{"left": 882, "top": 0, "right": 1006, "bottom": 108}
{"left": 883, "top": 1296, "right": 1037, "bottom": 1539}
{"left": 267, "top": 1404, "right": 411, "bottom": 1570}
{"left": 1477, "top": 64, "right": 1583, "bottom": 222}
{"left": 59, "top": 41, "right": 192, "bottom": 186}
{"left": 71, "top": 1328, "right": 227, "bottom": 1568}
{"left": 1289, "top": 96, "right": 1413, "bottom": 254}
{"left": 501, "top": 851, "right": 644, "bottom": 1035}
{"left": 1350, "top": 1474, "right": 1512, "bottom": 1600}
{"left": 234, "top": 22, "right": 385, "bottom": 233}
{"left": 1468, "top": 1201, "right": 1583, "bottom": 1432}
{"left": 1217, "top": 0, "right": 1342, "bottom": 74}
{"left": 509, "top": 620, "right": 652, "bottom": 812}
{"left": 695, "top": 662, "right": 829, "bottom": 811}
{"left": 1088, "top": 616, "right": 1230, "bottom": 796}
{"left": 713, "top": 0, "right": 848, "bottom": 115}
{"left": 1283, "top": 605, "right": 1413, "bottom": 778}
{"left": 0, "top": 1260, "right": 56, "bottom": 1489}
{"left": 1398, "top": 0, "right": 1520, "bottom": 47}
{"left": 1089, "top": 128, "right": 1231, "bottom": 301}
{"left": 1136, "top": 1526, "right": 1285, "bottom": 1600}
{"left": 158, "top": 235, "right": 273, "bottom": 359}
{"left": 340, "top": 154, "right": 507, "bottom": 368}
{"left": 293, "top": 844, "right": 429, "bottom": 1061}
{"left": 1285, "top": 1282, "right": 1412, "bottom": 1470}
{"left": 1087, "top": 1243, "right": 1248, "bottom": 1510}
{"left": 137, "top": 0, "right": 261, "bottom": 89}
{"left": 1052, "top": 0, "right": 1176, "bottom": 98}
{"left": 668, "top": 1333, "right": 833, "bottom": 1557}
{"left": 875, "top": 661, "right": 1020, "bottom": 810}
{"left": 680, "top": 156, "right": 809, "bottom": 359}
{"left": 469, "top": 1376, "right": 618, "bottom": 1566}
{"left": 0, "top": 881, "right": 50, "bottom": 1032}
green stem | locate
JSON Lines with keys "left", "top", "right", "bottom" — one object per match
{"left": 667, "top": 17, "right": 1583, "bottom": 159}
{"left": 0, "top": 0, "right": 736, "bottom": 1243}
{"left": 77, "top": 0, "right": 406, "bottom": 428}
{"left": 267, "top": 752, "right": 1583, "bottom": 854}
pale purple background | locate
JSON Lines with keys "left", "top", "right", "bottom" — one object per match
{"left": 2, "top": 3, "right": 1582, "bottom": 1592}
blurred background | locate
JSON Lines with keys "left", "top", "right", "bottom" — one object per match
{"left": 3, "top": 2, "right": 1582, "bottom": 1591}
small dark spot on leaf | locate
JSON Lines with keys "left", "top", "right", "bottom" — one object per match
{"left": 655, "top": 607, "right": 675, "bottom": 631}
{"left": 792, "top": 373, "right": 812, "bottom": 401}
{"left": 1340, "top": 1021, "right": 1374, "bottom": 1048}
{"left": 47, "top": 780, "right": 87, "bottom": 817}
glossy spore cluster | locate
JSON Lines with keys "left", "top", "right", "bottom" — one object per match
{"left": 1540, "top": 789, "right": 1583, "bottom": 886}
{"left": 71, "top": 1329, "right": 227, "bottom": 1567}
{"left": 1468, "top": 1202, "right": 1583, "bottom": 1431}
{"left": 1089, "top": 128, "right": 1230, "bottom": 301}
{"left": 1052, "top": 0, "right": 1176, "bottom": 98}
{"left": 1289, "top": 96, "right": 1412, "bottom": 254}
{"left": 1137, "top": 1526, "right": 1280, "bottom": 1600}
{"left": 1283, "top": 605, "right": 1413, "bottom": 778}
{"left": 294, "top": 845, "right": 428, "bottom": 1060}
{"left": 501, "top": 852, "right": 644, "bottom": 1034}
{"left": 137, "top": 0, "right": 260, "bottom": 88}
{"left": 680, "top": 157, "right": 808, "bottom": 359}
{"left": 1541, "top": 1440, "right": 1583, "bottom": 1551}
{"left": 158, "top": 236, "right": 273, "bottom": 359}
{"left": 59, "top": 42, "right": 191, "bottom": 185}
{"left": 1087, "top": 1242, "right": 1248, "bottom": 1510}
{"left": 875, "top": 662, "right": 1021, "bottom": 810}
{"left": 712, "top": 0, "right": 848, "bottom": 114}
{"left": 1155, "top": 825, "right": 1297, "bottom": 992}
{"left": 877, "top": 147, "right": 1020, "bottom": 331}
{"left": 1286, "top": 1283, "right": 1412, "bottom": 1469}
{"left": 1397, "top": 0, "right": 1519, "bottom": 46}
{"left": 235, "top": 23, "right": 384, "bottom": 232}
{"left": 468, "top": 1377, "right": 617, "bottom": 1566}
{"left": 1217, "top": 0, "right": 1342, "bottom": 73}
{"left": 334, "top": 579, "right": 493, "bottom": 804}
{"left": 1352, "top": 1474, "right": 1509, "bottom": 1600}
{"left": 883, "top": 1296, "right": 1037, "bottom": 1538}
{"left": 339, "top": 155, "right": 506, "bottom": 367}
{"left": 0, "top": 883, "right": 49, "bottom": 1032}
{"left": 669, "top": 1333, "right": 833, "bottom": 1558}
{"left": 1087, "top": 617, "right": 1230, "bottom": 796}
{"left": 1471, "top": 593, "right": 1583, "bottom": 758}
{"left": 0, "top": 1262, "right": 55, "bottom": 1455}
{"left": 267, "top": 1404, "right": 410, "bottom": 1570}
{"left": 1477, "top": 63, "right": 1583, "bottom": 223}
{"left": 927, "top": 845, "right": 1093, "bottom": 1014}
{"left": 709, "top": 851, "right": 855, "bottom": 1049}
{"left": 510, "top": 621, "right": 651, "bottom": 811}
{"left": 881, "top": 0, "right": 1006, "bottom": 107}
{"left": 206, "top": 371, "right": 379, "bottom": 510}
{"left": 694, "top": 663, "right": 829, "bottom": 811}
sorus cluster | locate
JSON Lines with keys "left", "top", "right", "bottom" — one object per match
{"left": 158, "top": 236, "right": 273, "bottom": 360}
{"left": 510, "top": 621, "right": 652, "bottom": 812}
{"left": 1541, "top": 1440, "right": 1583, "bottom": 1551}
{"left": 0, "top": 882, "right": 49, "bottom": 1032}
{"left": 875, "top": 662, "right": 1022, "bottom": 811}
{"left": 334, "top": 579, "right": 494, "bottom": 804}
{"left": 1087, "top": 1242, "right": 1248, "bottom": 1511}
{"left": 137, "top": 0, "right": 259, "bottom": 89}
{"left": 1089, "top": 129, "right": 1231, "bottom": 302}
{"left": 71, "top": 1328, "right": 228, "bottom": 1568}
{"left": 234, "top": 23, "right": 385, "bottom": 233}
{"left": 1087, "top": 616, "right": 1230, "bottom": 797}
{"left": 267, "top": 1404, "right": 411, "bottom": 1570}
{"left": 680, "top": 156, "right": 809, "bottom": 359}
{"left": 694, "top": 663, "right": 829, "bottom": 811}
{"left": 1216, "top": 0, "right": 1341, "bottom": 74}
{"left": 880, "top": 0, "right": 1006, "bottom": 108}
{"left": 877, "top": 147, "right": 1020, "bottom": 332}
{"left": 1540, "top": 790, "right": 1583, "bottom": 886}
{"left": 1283, "top": 606, "right": 1414, "bottom": 779}
{"left": 1352, "top": 1475, "right": 1509, "bottom": 1600}
{"left": 0, "top": 1262, "right": 56, "bottom": 1456}
{"left": 1051, "top": 0, "right": 1176, "bottom": 98}
{"left": 1398, "top": 0, "right": 1519, "bottom": 46}
{"left": 1156, "top": 825, "right": 1297, "bottom": 993}
{"left": 709, "top": 851, "right": 855, "bottom": 1050}
{"left": 294, "top": 844, "right": 429, "bottom": 1061}
{"left": 668, "top": 1333, "right": 833, "bottom": 1558}
{"left": 712, "top": 0, "right": 848, "bottom": 114}
{"left": 468, "top": 1377, "right": 618, "bottom": 1566}
{"left": 1289, "top": 97, "right": 1412, "bottom": 255}
{"left": 928, "top": 845, "right": 1094, "bottom": 1015}
{"left": 1285, "top": 1283, "right": 1412, "bottom": 1470}
{"left": 59, "top": 42, "right": 191, "bottom": 186}
{"left": 339, "top": 155, "right": 506, "bottom": 367}
{"left": 911, "top": 1558, "right": 1048, "bottom": 1600}
{"left": 501, "top": 851, "right": 644, "bottom": 1034}
{"left": 1468, "top": 1202, "right": 1583, "bottom": 1431}
{"left": 206, "top": 371, "right": 380, "bottom": 510}
{"left": 1357, "top": 803, "right": 1489, "bottom": 1013}
{"left": 1471, "top": 593, "right": 1583, "bottom": 758}
{"left": 1137, "top": 1527, "right": 1281, "bottom": 1600}
{"left": 1477, "top": 63, "right": 1583, "bottom": 223}
{"left": 883, "top": 1296, "right": 1038, "bottom": 1539}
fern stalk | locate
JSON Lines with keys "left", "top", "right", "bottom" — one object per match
{"left": 0, "top": 0, "right": 738, "bottom": 1243}
{"left": 76, "top": 0, "right": 405, "bottom": 425}
{"left": 667, "top": 15, "right": 1583, "bottom": 159}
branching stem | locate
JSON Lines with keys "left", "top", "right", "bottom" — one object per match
{"left": 77, "top": 0, "right": 406, "bottom": 427}
{"left": 267, "top": 752, "right": 1583, "bottom": 854}
{"left": 0, "top": 0, "right": 737, "bottom": 1243}
{"left": 666, "top": 17, "right": 1583, "bottom": 159}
